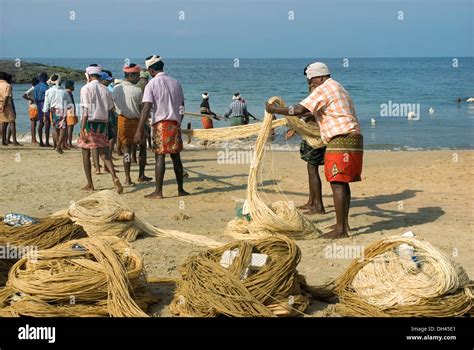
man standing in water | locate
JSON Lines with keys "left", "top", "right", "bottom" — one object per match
{"left": 265, "top": 62, "right": 363, "bottom": 238}
{"left": 224, "top": 93, "right": 249, "bottom": 126}
{"left": 78, "top": 64, "right": 122, "bottom": 194}
{"left": 134, "top": 55, "right": 188, "bottom": 199}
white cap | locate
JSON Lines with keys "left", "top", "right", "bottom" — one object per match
{"left": 305, "top": 62, "right": 330, "bottom": 79}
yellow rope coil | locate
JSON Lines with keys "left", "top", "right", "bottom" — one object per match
{"left": 169, "top": 235, "right": 311, "bottom": 317}
{"left": 330, "top": 236, "right": 473, "bottom": 317}
{"left": 0, "top": 237, "right": 151, "bottom": 317}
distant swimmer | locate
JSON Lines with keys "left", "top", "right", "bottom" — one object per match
{"left": 370, "top": 118, "right": 376, "bottom": 126}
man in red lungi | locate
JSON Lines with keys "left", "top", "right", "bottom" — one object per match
{"left": 134, "top": 55, "right": 189, "bottom": 199}
{"left": 265, "top": 62, "right": 363, "bottom": 238}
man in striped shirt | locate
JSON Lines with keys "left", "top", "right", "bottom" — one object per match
{"left": 265, "top": 62, "right": 363, "bottom": 239}
{"left": 224, "top": 93, "right": 249, "bottom": 126}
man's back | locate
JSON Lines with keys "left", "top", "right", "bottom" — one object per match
{"left": 80, "top": 80, "right": 114, "bottom": 122}
{"left": 113, "top": 81, "right": 143, "bottom": 118}
{"left": 142, "top": 72, "right": 184, "bottom": 125}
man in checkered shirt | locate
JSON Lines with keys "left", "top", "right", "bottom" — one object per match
{"left": 265, "top": 62, "right": 363, "bottom": 239}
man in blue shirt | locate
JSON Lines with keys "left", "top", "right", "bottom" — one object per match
{"left": 34, "top": 72, "right": 50, "bottom": 147}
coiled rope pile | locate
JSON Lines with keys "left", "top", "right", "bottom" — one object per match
{"left": 328, "top": 236, "right": 473, "bottom": 317}
{"left": 169, "top": 235, "right": 312, "bottom": 317}
{"left": 0, "top": 216, "right": 86, "bottom": 249}
{"left": 225, "top": 97, "right": 321, "bottom": 240}
{"left": 0, "top": 217, "right": 87, "bottom": 285}
{"left": 0, "top": 237, "right": 151, "bottom": 317}
{"left": 53, "top": 190, "right": 222, "bottom": 247}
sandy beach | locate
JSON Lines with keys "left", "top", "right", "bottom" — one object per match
{"left": 0, "top": 145, "right": 472, "bottom": 316}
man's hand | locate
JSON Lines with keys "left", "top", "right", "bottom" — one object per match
{"left": 134, "top": 130, "right": 143, "bottom": 144}
{"left": 79, "top": 128, "right": 86, "bottom": 141}
{"left": 265, "top": 102, "right": 275, "bottom": 114}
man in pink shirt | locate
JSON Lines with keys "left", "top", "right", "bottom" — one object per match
{"left": 134, "top": 55, "right": 188, "bottom": 199}
{"left": 78, "top": 64, "right": 123, "bottom": 194}
{"left": 265, "top": 62, "right": 363, "bottom": 239}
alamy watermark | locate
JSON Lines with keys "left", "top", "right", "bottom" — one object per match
{"left": 217, "top": 148, "right": 255, "bottom": 165}
{"left": 380, "top": 100, "right": 420, "bottom": 120}
{"left": 0, "top": 244, "right": 38, "bottom": 262}
{"left": 324, "top": 243, "right": 364, "bottom": 260}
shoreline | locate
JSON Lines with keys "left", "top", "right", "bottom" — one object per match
{"left": 4, "top": 133, "right": 474, "bottom": 152}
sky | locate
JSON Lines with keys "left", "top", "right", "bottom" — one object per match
{"left": 0, "top": 0, "right": 472, "bottom": 58}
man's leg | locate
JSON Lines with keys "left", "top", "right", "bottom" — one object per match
{"left": 131, "top": 144, "right": 137, "bottom": 163}
{"left": 323, "top": 181, "right": 349, "bottom": 238}
{"left": 56, "top": 128, "right": 67, "bottom": 154}
{"left": 67, "top": 125, "right": 74, "bottom": 147}
{"left": 44, "top": 118, "right": 51, "bottom": 147}
{"left": 1, "top": 123, "right": 7, "bottom": 145}
{"left": 31, "top": 120, "right": 37, "bottom": 143}
{"left": 138, "top": 141, "right": 152, "bottom": 182}
{"left": 6, "top": 123, "right": 11, "bottom": 143}
{"left": 170, "top": 152, "right": 189, "bottom": 196}
{"left": 346, "top": 183, "right": 351, "bottom": 230}
{"left": 92, "top": 148, "right": 101, "bottom": 174}
{"left": 123, "top": 144, "right": 133, "bottom": 185}
{"left": 99, "top": 147, "right": 123, "bottom": 194}
{"left": 38, "top": 116, "right": 44, "bottom": 146}
{"left": 145, "top": 153, "right": 165, "bottom": 199}
{"left": 304, "top": 164, "right": 326, "bottom": 215}
{"left": 82, "top": 148, "right": 94, "bottom": 191}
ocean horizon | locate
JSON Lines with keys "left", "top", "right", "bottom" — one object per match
{"left": 4, "top": 57, "right": 474, "bottom": 150}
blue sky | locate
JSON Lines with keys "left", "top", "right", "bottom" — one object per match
{"left": 0, "top": 0, "right": 472, "bottom": 58}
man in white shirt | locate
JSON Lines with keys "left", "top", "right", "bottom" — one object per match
{"left": 78, "top": 64, "right": 123, "bottom": 194}
{"left": 42, "top": 75, "right": 72, "bottom": 153}
{"left": 113, "top": 63, "right": 152, "bottom": 185}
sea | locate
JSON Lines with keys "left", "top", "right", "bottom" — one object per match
{"left": 7, "top": 57, "right": 474, "bottom": 150}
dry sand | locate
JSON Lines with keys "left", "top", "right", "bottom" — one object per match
{"left": 0, "top": 145, "right": 472, "bottom": 316}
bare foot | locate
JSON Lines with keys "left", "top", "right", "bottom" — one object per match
{"left": 178, "top": 190, "right": 190, "bottom": 196}
{"left": 145, "top": 191, "right": 164, "bottom": 199}
{"left": 297, "top": 203, "right": 312, "bottom": 210}
{"left": 321, "top": 229, "right": 349, "bottom": 239}
{"left": 81, "top": 184, "right": 95, "bottom": 191}
{"left": 304, "top": 207, "right": 326, "bottom": 215}
{"left": 94, "top": 168, "right": 101, "bottom": 175}
{"left": 326, "top": 223, "right": 351, "bottom": 231}
{"left": 124, "top": 179, "right": 135, "bottom": 186}
{"left": 13, "top": 142, "right": 22, "bottom": 146}
{"left": 138, "top": 176, "right": 153, "bottom": 183}
{"left": 114, "top": 178, "right": 123, "bottom": 194}
{"left": 45, "top": 143, "right": 52, "bottom": 147}
{"left": 56, "top": 148, "right": 64, "bottom": 154}
{"left": 183, "top": 172, "right": 189, "bottom": 180}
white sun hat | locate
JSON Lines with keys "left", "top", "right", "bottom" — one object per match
{"left": 305, "top": 62, "right": 330, "bottom": 79}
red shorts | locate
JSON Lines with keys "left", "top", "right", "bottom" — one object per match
{"left": 201, "top": 116, "right": 214, "bottom": 129}
{"left": 324, "top": 134, "right": 363, "bottom": 183}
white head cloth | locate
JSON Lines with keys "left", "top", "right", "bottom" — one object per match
{"left": 305, "top": 62, "right": 330, "bottom": 79}
{"left": 145, "top": 55, "right": 162, "bottom": 69}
